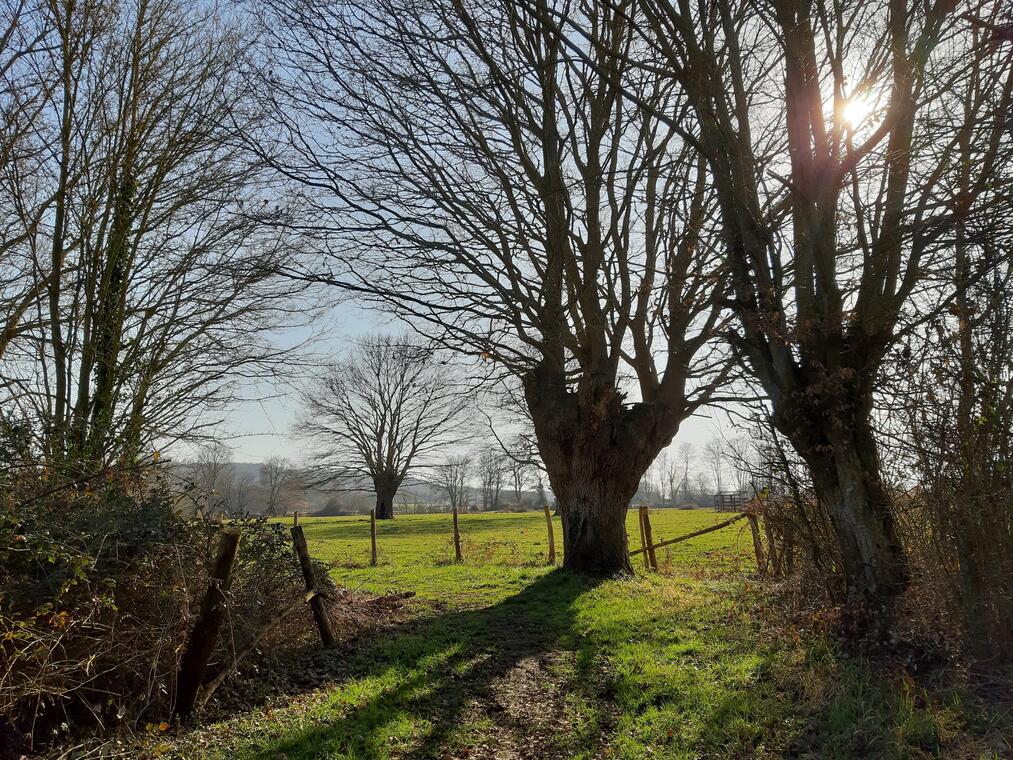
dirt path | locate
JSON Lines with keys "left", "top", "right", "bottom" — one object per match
{"left": 444, "top": 650, "right": 576, "bottom": 760}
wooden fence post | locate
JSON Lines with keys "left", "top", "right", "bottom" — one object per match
{"left": 763, "top": 517, "right": 782, "bottom": 577}
{"left": 369, "top": 508, "right": 378, "bottom": 566}
{"left": 783, "top": 523, "right": 795, "bottom": 576}
{"left": 452, "top": 505, "right": 463, "bottom": 562}
{"left": 173, "top": 528, "right": 241, "bottom": 720}
{"left": 291, "top": 524, "right": 336, "bottom": 647}
{"left": 746, "top": 513, "right": 766, "bottom": 575}
{"left": 637, "top": 507, "right": 650, "bottom": 570}
{"left": 543, "top": 503, "right": 556, "bottom": 564}
{"left": 628, "top": 512, "right": 748, "bottom": 558}
{"left": 640, "top": 506, "right": 658, "bottom": 571}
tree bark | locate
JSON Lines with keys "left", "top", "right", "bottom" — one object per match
{"left": 804, "top": 422, "right": 907, "bottom": 632}
{"left": 374, "top": 482, "right": 396, "bottom": 520}
{"left": 767, "top": 362, "right": 908, "bottom": 632}
{"left": 525, "top": 369, "right": 678, "bottom": 577}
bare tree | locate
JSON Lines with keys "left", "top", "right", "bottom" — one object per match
{"left": 703, "top": 439, "right": 725, "bottom": 494}
{"left": 676, "top": 443, "right": 694, "bottom": 503}
{"left": 626, "top": 0, "right": 1013, "bottom": 622}
{"left": 226, "top": 473, "right": 257, "bottom": 513}
{"left": 191, "top": 442, "right": 232, "bottom": 513}
{"left": 260, "top": 456, "right": 298, "bottom": 516}
{"left": 0, "top": 0, "right": 305, "bottom": 472}
{"left": 437, "top": 455, "right": 472, "bottom": 513}
{"left": 477, "top": 448, "right": 507, "bottom": 512}
{"left": 505, "top": 446, "right": 532, "bottom": 507}
{"left": 0, "top": 2, "right": 59, "bottom": 363}
{"left": 301, "top": 335, "right": 472, "bottom": 519}
{"left": 261, "top": 0, "right": 730, "bottom": 574}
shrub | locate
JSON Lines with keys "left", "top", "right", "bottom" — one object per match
{"left": 0, "top": 467, "right": 330, "bottom": 755}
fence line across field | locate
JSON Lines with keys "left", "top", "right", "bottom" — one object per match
{"left": 629, "top": 511, "right": 749, "bottom": 558}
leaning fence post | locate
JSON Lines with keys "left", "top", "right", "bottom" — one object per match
{"left": 746, "top": 513, "right": 766, "bottom": 575}
{"left": 291, "top": 523, "right": 336, "bottom": 647}
{"left": 452, "top": 505, "right": 463, "bottom": 562}
{"left": 543, "top": 503, "right": 556, "bottom": 564}
{"left": 640, "top": 506, "right": 658, "bottom": 571}
{"left": 369, "top": 508, "right": 378, "bottom": 566}
{"left": 637, "top": 507, "right": 650, "bottom": 570}
{"left": 173, "top": 528, "right": 241, "bottom": 720}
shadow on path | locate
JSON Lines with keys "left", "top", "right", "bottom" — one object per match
{"left": 251, "top": 570, "right": 593, "bottom": 759}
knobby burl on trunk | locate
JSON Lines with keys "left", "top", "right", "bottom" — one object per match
{"left": 524, "top": 365, "right": 683, "bottom": 577}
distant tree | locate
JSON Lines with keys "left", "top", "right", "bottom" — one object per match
{"left": 704, "top": 440, "right": 725, "bottom": 494}
{"left": 676, "top": 444, "right": 695, "bottom": 503}
{"left": 260, "top": 456, "right": 298, "bottom": 516}
{"left": 477, "top": 449, "right": 506, "bottom": 512}
{"left": 693, "top": 472, "right": 712, "bottom": 503}
{"left": 438, "top": 455, "right": 472, "bottom": 513}
{"left": 192, "top": 442, "right": 232, "bottom": 513}
{"left": 662, "top": 451, "right": 680, "bottom": 506}
{"left": 301, "top": 335, "right": 471, "bottom": 519}
{"left": 506, "top": 453, "right": 531, "bottom": 508}
{"left": 226, "top": 473, "right": 256, "bottom": 513}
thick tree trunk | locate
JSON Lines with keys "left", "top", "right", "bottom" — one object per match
{"left": 770, "top": 364, "right": 908, "bottom": 634}
{"left": 805, "top": 424, "right": 907, "bottom": 632}
{"left": 553, "top": 470, "right": 639, "bottom": 575}
{"left": 374, "top": 494, "right": 393, "bottom": 522}
{"left": 374, "top": 488, "right": 395, "bottom": 520}
{"left": 524, "top": 368, "right": 680, "bottom": 577}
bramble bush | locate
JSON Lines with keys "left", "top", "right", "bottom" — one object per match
{"left": 0, "top": 467, "right": 330, "bottom": 756}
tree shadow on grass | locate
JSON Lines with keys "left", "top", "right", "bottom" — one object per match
{"left": 246, "top": 570, "right": 592, "bottom": 760}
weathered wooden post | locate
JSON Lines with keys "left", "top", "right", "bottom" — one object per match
{"left": 637, "top": 507, "right": 650, "bottom": 570}
{"left": 452, "top": 505, "right": 463, "bottom": 562}
{"left": 293, "top": 510, "right": 299, "bottom": 526}
{"left": 783, "top": 523, "right": 795, "bottom": 576}
{"left": 543, "top": 503, "right": 556, "bottom": 564}
{"left": 173, "top": 528, "right": 241, "bottom": 720}
{"left": 291, "top": 523, "right": 336, "bottom": 647}
{"left": 763, "top": 517, "right": 782, "bottom": 577}
{"left": 369, "top": 508, "right": 378, "bottom": 567}
{"left": 746, "top": 513, "right": 766, "bottom": 575}
{"left": 640, "top": 506, "right": 658, "bottom": 571}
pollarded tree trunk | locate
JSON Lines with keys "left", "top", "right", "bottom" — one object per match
{"left": 374, "top": 479, "right": 397, "bottom": 520}
{"left": 798, "top": 419, "right": 907, "bottom": 632}
{"left": 525, "top": 370, "right": 680, "bottom": 577}
{"left": 551, "top": 461, "right": 642, "bottom": 576}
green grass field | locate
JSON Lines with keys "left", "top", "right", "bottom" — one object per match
{"left": 166, "top": 510, "right": 1011, "bottom": 760}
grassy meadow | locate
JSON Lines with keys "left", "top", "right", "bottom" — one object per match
{"left": 164, "top": 510, "right": 1012, "bottom": 760}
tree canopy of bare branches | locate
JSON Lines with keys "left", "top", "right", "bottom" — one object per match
{"left": 260, "top": 0, "right": 731, "bottom": 574}
{"left": 0, "top": 0, "right": 305, "bottom": 473}
{"left": 607, "top": 0, "right": 1013, "bottom": 622}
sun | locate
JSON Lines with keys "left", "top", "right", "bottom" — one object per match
{"left": 840, "top": 95, "right": 874, "bottom": 127}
